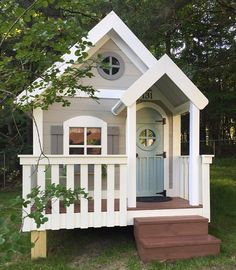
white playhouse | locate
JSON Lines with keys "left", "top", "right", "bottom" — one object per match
{"left": 18, "top": 11, "right": 220, "bottom": 261}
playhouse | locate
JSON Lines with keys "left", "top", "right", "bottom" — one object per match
{"left": 18, "top": 11, "right": 220, "bottom": 261}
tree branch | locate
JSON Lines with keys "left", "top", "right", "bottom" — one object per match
{"left": 59, "top": 8, "right": 100, "bottom": 22}
{"left": 0, "top": 0, "right": 39, "bottom": 48}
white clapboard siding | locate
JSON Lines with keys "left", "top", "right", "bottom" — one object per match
{"left": 107, "top": 164, "right": 115, "bottom": 226}
{"left": 66, "top": 164, "right": 74, "bottom": 229}
{"left": 80, "top": 164, "right": 88, "bottom": 228}
{"left": 51, "top": 165, "right": 60, "bottom": 230}
{"left": 94, "top": 164, "right": 102, "bottom": 227}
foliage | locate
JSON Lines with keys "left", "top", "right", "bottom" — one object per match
{"left": 0, "top": 183, "right": 89, "bottom": 262}
{"left": 0, "top": 158, "right": 236, "bottom": 269}
{"left": 0, "top": 0, "right": 101, "bottom": 167}
{"left": 23, "top": 183, "right": 89, "bottom": 228}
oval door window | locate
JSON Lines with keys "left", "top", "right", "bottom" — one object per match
{"left": 137, "top": 127, "right": 159, "bottom": 151}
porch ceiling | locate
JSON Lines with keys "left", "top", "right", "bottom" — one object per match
{"left": 153, "top": 74, "right": 189, "bottom": 108}
{"left": 113, "top": 54, "right": 208, "bottom": 116}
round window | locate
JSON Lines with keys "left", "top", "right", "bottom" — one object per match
{"left": 97, "top": 52, "right": 124, "bottom": 80}
{"left": 137, "top": 126, "right": 159, "bottom": 151}
{"left": 139, "top": 129, "right": 156, "bottom": 147}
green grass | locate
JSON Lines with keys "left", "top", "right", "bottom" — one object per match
{"left": 0, "top": 158, "right": 236, "bottom": 270}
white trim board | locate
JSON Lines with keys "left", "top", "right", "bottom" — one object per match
{"left": 73, "top": 89, "right": 125, "bottom": 99}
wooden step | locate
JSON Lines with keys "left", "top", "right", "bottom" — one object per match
{"left": 134, "top": 215, "right": 209, "bottom": 239}
{"left": 136, "top": 234, "right": 221, "bottom": 262}
{"left": 134, "top": 216, "right": 221, "bottom": 262}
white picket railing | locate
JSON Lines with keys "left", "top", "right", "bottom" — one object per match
{"left": 179, "top": 155, "right": 213, "bottom": 220}
{"left": 179, "top": 156, "right": 189, "bottom": 200}
{"left": 19, "top": 155, "right": 128, "bottom": 232}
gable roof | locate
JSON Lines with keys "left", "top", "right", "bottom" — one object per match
{"left": 16, "top": 11, "right": 157, "bottom": 104}
{"left": 112, "top": 54, "right": 208, "bottom": 115}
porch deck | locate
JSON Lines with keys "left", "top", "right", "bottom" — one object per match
{"left": 19, "top": 154, "right": 212, "bottom": 231}
{"left": 45, "top": 197, "right": 202, "bottom": 214}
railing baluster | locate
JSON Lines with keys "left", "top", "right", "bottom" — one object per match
{"left": 37, "top": 165, "right": 46, "bottom": 230}
{"left": 107, "top": 164, "right": 115, "bottom": 226}
{"left": 119, "top": 164, "right": 127, "bottom": 226}
{"left": 179, "top": 158, "right": 183, "bottom": 198}
{"left": 94, "top": 164, "right": 102, "bottom": 227}
{"left": 185, "top": 158, "right": 189, "bottom": 200}
{"left": 66, "top": 164, "right": 74, "bottom": 229}
{"left": 20, "top": 155, "right": 128, "bottom": 230}
{"left": 80, "top": 164, "right": 88, "bottom": 228}
{"left": 51, "top": 165, "right": 60, "bottom": 230}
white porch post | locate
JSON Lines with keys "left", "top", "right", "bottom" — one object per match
{"left": 33, "top": 108, "right": 43, "bottom": 155}
{"left": 189, "top": 103, "right": 200, "bottom": 206}
{"left": 126, "top": 102, "right": 136, "bottom": 207}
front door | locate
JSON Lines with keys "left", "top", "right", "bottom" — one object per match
{"left": 136, "top": 107, "right": 164, "bottom": 197}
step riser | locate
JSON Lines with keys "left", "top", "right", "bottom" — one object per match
{"left": 134, "top": 216, "right": 221, "bottom": 262}
{"left": 137, "top": 242, "right": 220, "bottom": 262}
{"left": 135, "top": 222, "right": 208, "bottom": 239}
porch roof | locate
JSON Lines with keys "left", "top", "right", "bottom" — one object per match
{"left": 112, "top": 54, "right": 208, "bottom": 116}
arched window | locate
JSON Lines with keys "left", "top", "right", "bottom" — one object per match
{"left": 63, "top": 116, "right": 107, "bottom": 155}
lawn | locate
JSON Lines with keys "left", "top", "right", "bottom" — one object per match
{"left": 0, "top": 158, "right": 236, "bottom": 270}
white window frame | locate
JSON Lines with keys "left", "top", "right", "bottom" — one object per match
{"left": 63, "top": 116, "right": 107, "bottom": 155}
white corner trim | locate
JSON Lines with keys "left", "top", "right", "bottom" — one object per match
{"left": 33, "top": 108, "right": 43, "bottom": 155}
{"left": 63, "top": 116, "right": 107, "bottom": 155}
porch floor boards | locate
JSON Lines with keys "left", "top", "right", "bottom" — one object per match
{"left": 129, "top": 197, "right": 202, "bottom": 211}
{"left": 44, "top": 197, "right": 201, "bottom": 214}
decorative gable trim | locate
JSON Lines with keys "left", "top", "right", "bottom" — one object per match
{"left": 119, "top": 54, "right": 208, "bottom": 111}
{"left": 16, "top": 11, "right": 157, "bottom": 104}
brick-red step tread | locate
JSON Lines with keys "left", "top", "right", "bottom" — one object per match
{"left": 134, "top": 215, "right": 208, "bottom": 225}
{"left": 139, "top": 234, "right": 221, "bottom": 248}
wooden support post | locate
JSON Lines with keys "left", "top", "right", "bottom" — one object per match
{"left": 201, "top": 155, "right": 213, "bottom": 221}
{"left": 189, "top": 103, "right": 200, "bottom": 206}
{"left": 31, "top": 231, "right": 47, "bottom": 259}
{"left": 126, "top": 103, "right": 136, "bottom": 208}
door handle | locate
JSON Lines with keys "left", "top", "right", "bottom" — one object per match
{"left": 136, "top": 153, "right": 139, "bottom": 158}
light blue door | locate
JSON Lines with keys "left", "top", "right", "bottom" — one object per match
{"left": 136, "top": 108, "right": 164, "bottom": 197}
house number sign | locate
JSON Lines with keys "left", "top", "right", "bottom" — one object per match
{"left": 142, "top": 90, "right": 153, "bottom": 100}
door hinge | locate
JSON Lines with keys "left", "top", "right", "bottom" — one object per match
{"left": 156, "top": 151, "right": 166, "bottom": 158}
{"left": 155, "top": 118, "right": 166, "bottom": 125}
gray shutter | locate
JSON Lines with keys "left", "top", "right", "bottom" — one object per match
{"left": 51, "top": 126, "right": 63, "bottom": 154}
{"left": 108, "top": 126, "right": 119, "bottom": 154}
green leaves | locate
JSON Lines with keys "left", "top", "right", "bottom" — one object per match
{"left": 22, "top": 183, "right": 89, "bottom": 228}
{"left": 0, "top": 235, "right": 5, "bottom": 245}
